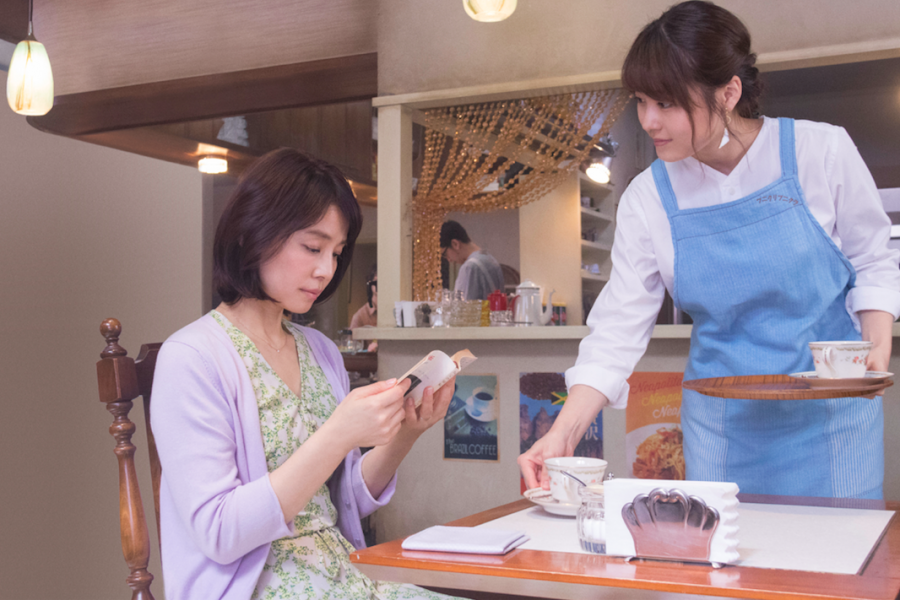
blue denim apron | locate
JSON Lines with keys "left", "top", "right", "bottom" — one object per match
{"left": 651, "top": 118, "right": 883, "bottom": 499}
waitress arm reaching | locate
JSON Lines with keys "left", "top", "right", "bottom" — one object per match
{"left": 518, "top": 179, "right": 666, "bottom": 489}
{"left": 518, "top": 385, "right": 609, "bottom": 489}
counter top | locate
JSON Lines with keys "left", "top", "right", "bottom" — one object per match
{"left": 355, "top": 322, "right": 900, "bottom": 341}
{"left": 353, "top": 324, "right": 693, "bottom": 341}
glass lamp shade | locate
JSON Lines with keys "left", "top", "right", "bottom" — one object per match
{"left": 463, "top": 0, "right": 517, "bottom": 22}
{"left": 198, "top": 156, "right": 228, "bottom": 174}
{"left": 6, "top": 37, "right": 54, "bottom": 116}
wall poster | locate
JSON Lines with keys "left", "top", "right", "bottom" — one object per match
{"left": 443, "top": 374, "right": 499, "bottom": 461}
{"left": 519, "top": 372, "right": 603, "bottom": 492}
{"left": 625, "top": 372, "right": 685, "bottom": 480}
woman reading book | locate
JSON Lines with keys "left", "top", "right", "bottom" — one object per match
{"left": 150, "top": 149, "right": 462, "bottom": 600}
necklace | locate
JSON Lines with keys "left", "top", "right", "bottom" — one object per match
{"left": 233, "top": 316, "right": 290, "bottom": 353}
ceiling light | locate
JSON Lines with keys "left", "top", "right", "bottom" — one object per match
{"left": 463, "top": 0, "right": 517, "bottom": 22}
{"left": 6, "top": 0, "right": 54, "bottom": 116}
{"left": 198, "top": 156, "right": 228, "bottom": 174}
{"left": 586, "top": 156, "right": 612, "bottom": 184}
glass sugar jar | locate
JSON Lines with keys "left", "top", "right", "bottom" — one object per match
{"left": 576, "top": 485, "right": 606, "bottom": 554}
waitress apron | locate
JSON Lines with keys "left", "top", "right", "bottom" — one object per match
{"left": 651, "top": 118, "right": 884, "bottom": 499}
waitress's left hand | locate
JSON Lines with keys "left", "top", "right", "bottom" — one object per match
{"left": 859, "top": 310, "right": 894, "bottom": 372}
{"left": 399, "top": 376, "right": 456, "bottom": 437}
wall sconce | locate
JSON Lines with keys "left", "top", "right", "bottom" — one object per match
{"left": 198, "top": 156, "right": 228, "bottom": 174}
{"left": 463, "top": 0, "right": 517, "bottom": 22}
{"left": 6, "top": 0, "right": 54, "bottom": 115}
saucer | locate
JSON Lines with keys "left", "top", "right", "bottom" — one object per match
{"left": 790, "top": 371, "right": 893, "bottom": 388}
{"left": 523, "top": 488, "right": 578, "bottom": 517}
{"left": 465, "top": 403, "right": 496, "bottom": 422}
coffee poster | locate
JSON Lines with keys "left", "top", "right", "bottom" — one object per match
{"left": 443, "top": 374, "right": 499, "bottom": 461}
{"left": 519, "top": 372, "right": 603, "bottom": 491}
{"left": 625, "top": 372, "right": 685, "bottom": 480}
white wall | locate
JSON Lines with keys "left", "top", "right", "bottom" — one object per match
{"left": 0, "top": 100, "right": 202, "bottom": 597}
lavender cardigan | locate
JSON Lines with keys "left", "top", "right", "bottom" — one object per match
{"left": 150, "top": 314, "right": 396, "bottom": 600}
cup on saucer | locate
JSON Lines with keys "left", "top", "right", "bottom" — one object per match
{"left": 465, "top": 387, "right": 496, "bottom": 422}
{"left": 809, "top": 341, "right": 872, "bottom": 379}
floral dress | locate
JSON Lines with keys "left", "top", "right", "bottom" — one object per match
{"left": 211, "top": 312, "right": 460, "bottom": 600}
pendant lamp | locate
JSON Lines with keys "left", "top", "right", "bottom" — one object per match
{"left": 6, "top": 0, "right": 54, "bottom": 116}
{"left": 463, "top": 0, "right": 517, "bottom": 22}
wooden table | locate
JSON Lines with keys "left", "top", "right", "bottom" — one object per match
{"left": 351, "top": 495, "right": 900, "bottom": 600}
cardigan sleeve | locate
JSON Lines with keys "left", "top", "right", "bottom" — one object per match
{"left": 151, "top": 339, "right": 293, "bottom": 565}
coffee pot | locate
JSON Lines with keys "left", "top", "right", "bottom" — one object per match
{"left": 509, "top": 280, "right": 554, "bottom": 326}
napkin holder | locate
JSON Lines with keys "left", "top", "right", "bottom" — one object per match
{"left": 605, "top": 479, "right": 740, "bottom": 567}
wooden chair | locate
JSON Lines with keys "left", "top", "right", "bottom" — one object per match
{"left": 96, "top": 318, "right": 162, "bottom": 600}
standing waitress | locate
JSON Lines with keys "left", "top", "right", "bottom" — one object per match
{"left": 519, "top": 0, "right": 900, "bottom": 499}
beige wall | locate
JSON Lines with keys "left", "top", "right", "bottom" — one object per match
{"left": 36, "top": 0, "right": 376, "bottom": 95}
{"left": 0, "top": 101, "right": 202, "bottom": 597}
{"left": 377, "top": 0, "right": 900, "bottom": 95}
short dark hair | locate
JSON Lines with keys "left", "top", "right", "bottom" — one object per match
{"left": 621, "top": 1, "right": 763, "bottom": 131}
{"left": 440, "top": 220, "right": 470, "bottom": 248}
{"left": 213, "top": 148, "right": 363, "bottom": 306}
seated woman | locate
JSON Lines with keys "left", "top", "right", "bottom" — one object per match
{"left": 151, "top": 149, "right": 462, "bottom": 600}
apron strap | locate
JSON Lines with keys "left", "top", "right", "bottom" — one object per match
{"left": 651, "top": 159, "right": 680, "bottom": 218}
{"left": 778, "top": 117, "right": 798, "bottom": 179}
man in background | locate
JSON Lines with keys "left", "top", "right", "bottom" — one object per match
{"left": 440, "top": 220, "right": 505, "bottom": 300}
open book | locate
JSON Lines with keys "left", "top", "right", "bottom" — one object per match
{"left": 397, "top": 349, "right": 477, "bottom": 406}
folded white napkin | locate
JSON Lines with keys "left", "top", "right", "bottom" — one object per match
{"left": 401, "top": 526, "right": 529, "bottom": 555}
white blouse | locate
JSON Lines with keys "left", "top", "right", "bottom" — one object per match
{"left": 567, "top": 117, "right": 900, "bottom": 409}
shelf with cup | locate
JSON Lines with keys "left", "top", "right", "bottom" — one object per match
{"left": 579, "top": 172, "right": 616, "bottom": 324}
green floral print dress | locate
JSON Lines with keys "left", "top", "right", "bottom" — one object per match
{"left": 211, "top": 312, "right": 461, "bottom": 600}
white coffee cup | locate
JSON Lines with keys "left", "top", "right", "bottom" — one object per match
{"left": 809, "top": 341, "right": 872, "bottom": 379}
{"left": 401, "top": 301, "right": 417, "bottom": 328}
{"left": 544, "top": 457, "right": 607, "bottom": 505}
{"left": 466, "top": 387, "right": 496, "bottom": 420}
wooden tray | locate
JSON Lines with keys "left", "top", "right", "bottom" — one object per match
{"left": 682, "top": 374, "right": 893, "bottom": 400}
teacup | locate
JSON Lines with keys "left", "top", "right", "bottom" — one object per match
{"left": 466, "top": 387, "right": 496, "bottom": 420}
{"left": 544, "top": 457, "right": 607, "bottom": 505}
{"left": 809, "top": 341, "right": 872, "bottom": 379}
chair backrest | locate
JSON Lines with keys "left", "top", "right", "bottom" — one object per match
{"left": 96, "top": 318, "right": 162, "bottom": 600}
{"left": 500, "top": 263, "right": 520, "bottom": 293}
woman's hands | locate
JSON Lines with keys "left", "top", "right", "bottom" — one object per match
{"left": 359, "top": 377, "right": 456, "bottom": 498}
{"left": 518, "top": 428, "right": 574, "bottom": 491}
{"left": 398, "top": 376, "right": 456, "bottom": 439}
{"left": 330, "top": 378, "right": 411, "bottom": 451}
{"left": 860, "top": 310, "right": 894, "bottom": 373}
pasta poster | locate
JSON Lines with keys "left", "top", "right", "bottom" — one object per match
{"left": 625, "top": 372, "right": 685, "bottom": 480}
{"left": 519, "top": 372, "right": 603, "bottom": 492}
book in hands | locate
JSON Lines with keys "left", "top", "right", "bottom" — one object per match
{"left": 396, "top": 349, "right": 477, "bottom": 406}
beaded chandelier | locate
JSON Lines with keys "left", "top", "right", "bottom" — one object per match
{"left": 412, "top": 89, "right": 629, "bottom": 300}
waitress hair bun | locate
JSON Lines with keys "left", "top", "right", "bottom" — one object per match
{"left": 622, "top": 0, "right": 765, "bottom": 119}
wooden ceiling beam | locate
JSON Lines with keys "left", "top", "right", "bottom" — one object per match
{"left": 27, "top": 52, "right": 377, "bottom": 137}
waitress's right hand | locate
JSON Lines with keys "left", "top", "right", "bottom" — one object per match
{"left": 331, "top": 378, "right": 411, "bottom": 449}
{"left": 517, "top": 429, "right": 573, "bottom": 491}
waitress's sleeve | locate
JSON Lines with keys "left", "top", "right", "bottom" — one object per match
{"left": 828, "top": 127, "right": 900, "bottom": 322}
{"left": 566, "top": 179, "right": 667, "bottom": 409}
